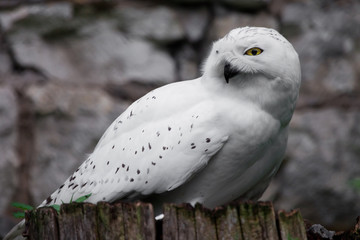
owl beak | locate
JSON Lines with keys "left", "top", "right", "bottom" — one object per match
{"left": 224, "top": 62, "right": 239, "bottom": 84}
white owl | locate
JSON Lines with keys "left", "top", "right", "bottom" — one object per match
{"left": 4, "top": 26, "right": 301, "bottom": 240}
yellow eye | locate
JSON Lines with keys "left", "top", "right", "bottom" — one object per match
{"left": 245, "top": 47, "right": 263, "bottom": 56}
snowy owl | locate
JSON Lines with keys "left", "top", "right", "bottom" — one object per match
{"left": 5, "top": 26, "right": 301, "bottom": 239}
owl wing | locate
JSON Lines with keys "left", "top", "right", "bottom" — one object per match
{"left": 41, "top": 80, "right": 229, "bottom": 206}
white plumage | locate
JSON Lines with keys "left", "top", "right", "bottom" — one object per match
{"left": 5, "top": 26, "right": 301, "bottom": 239}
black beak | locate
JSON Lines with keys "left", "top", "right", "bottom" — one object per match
{"left": 224, "top": 62, "right": 239, "bottom": 84}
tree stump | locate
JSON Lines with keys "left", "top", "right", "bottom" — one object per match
{"left": 25, "top": 201, "right": 310, "bottom": 240}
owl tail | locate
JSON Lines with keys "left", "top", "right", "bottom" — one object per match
{"left": 3, "top": 219, "right": 25, "bottom": 240}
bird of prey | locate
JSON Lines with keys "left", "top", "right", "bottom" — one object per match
{"left": 4, "top": 26, "right": 301, "bottom": 240}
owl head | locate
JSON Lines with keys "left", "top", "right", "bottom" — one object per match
{"left": 202, "top": 27, "right": 301, "bottom": 125}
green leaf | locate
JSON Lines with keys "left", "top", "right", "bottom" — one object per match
{"left": 51, "top": 204, "right": 61, "bottom": 213}
{"left": 13, "top": 211, "right": 25, "bottom": 219}
{"left": 11, "top": 202, "right": 34, "bottom": 211}
{"left": 349, "top": 178, "right": 360, "bottom": 190}
{"left": 75, "top": 193, "right": 92, "bottom": 203}
{"left": 287, "top": 235, "right": 299, "bottom": 240}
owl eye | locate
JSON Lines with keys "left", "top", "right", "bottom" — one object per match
{"left": 244, "top": 47, "right": 263, "bottom": 56}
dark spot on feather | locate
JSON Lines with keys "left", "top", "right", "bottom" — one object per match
{"left": 46, "top": 196, "right": 53, "bottom": 204}
{"left": 75, "top": 168, "right": 79, "bottom": 172}
{"left": 159, "top": 155, "right": 162, "bottom": 159}
{"left": 168, "top": 126, "right": 171, "bottom": 131}
{"left": 191, "top": 146, "right": 196, "bottom": 149}
{"left": 137, "top": 169, "right": 140, "bottom": 174}
{"left": 118, "top": 120, "right": 122, "bottom": 124}
{"left": 72, "top": 184, "right": 78, "bottom": 190}
{"left": 130, "top": 178, "right": 134, "bottom": 182}
{"left": 152, "top": 96, "right": 156, "bottom": 99}
{"left": 191, "top": 143, "right": 195, "bottom": 146}
{"left": 59, "top": 184, "right": 64, "bottom": 189}
{"left": 103, "top": 197, "right": 106, "bottom": 200}
{"left": 90, "top": 161, "right": 93, "bottom": 165}
{"left": 151, "top": 162, "right": 156, "bottom": 166}
{"left": 68, "top": 183, "right": 74, "bottom": 188}
{"left": 116, "top": 167, "right": 120, "bottom": 174}
{"left": 148, "top": 142, "right": 152, "bottom": 150}
{"left": 205, "top": 149, "right": 208, "bottom": 152}
{"left": 178, "top": 141, "right": 181, "bottom": 144}
{"left": 122, "top": 164, "right": 125, "bottom": 168}
{"left": 142, "top": 129, "right": 145, "bottom": 133}
{"left": 81, "top": 183, "right": 87, "bottom": 188}
{"left": 123, "top": 148, "right": 125, "bottom": 151}
{"left": 112, "top": 145, "right": 115, "bottom": 149}
{"left": 90, "top": 182, "right": 94, "bottom": 185}
{"left": 135, "top": 151, "right": 137, "bottom": 154}
{"left": 93, "top": 165, "right": 95, "bottom": 169}
{"left": 147, "top": 168, "right": 150, "bottom": 174}
{"left": 163, "top": 146, "right": 166, "bottom": 150}
{"left": 70, "top": 175, "right": 76, "bottom": 181}
{"left": 142, "top": 146, "right": 145, "bottom": 152}
{"left": 206, "top": 138, "right": 211, "bottom": 143}
{"left": 126, "top": 166, "right": 129, "bottom": 171}
{"left": 156, "top": 131, "right": 160, "bottom": 137}
{"left": 107, "top": 161, "right": 109, "bottom": 165}
{"left": 145, "top": 181, "right": 148, "bottom": 184}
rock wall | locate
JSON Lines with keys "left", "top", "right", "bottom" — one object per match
{"left": 0, "top": 0, "right": 359, "bottom": 236}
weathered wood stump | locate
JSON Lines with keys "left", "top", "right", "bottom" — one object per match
{"left": 24, "top": 201, "right": 310, "bottom": 240}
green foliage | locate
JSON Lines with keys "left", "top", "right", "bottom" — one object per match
{"left": 11, "top": 202, "right": 34, "bottom": 219}
{"left": 349, "top": 178, "right": 360, "bottom": 191}
{"left": 11, "top": 202, "right": 34, "bottom": 211}
{"left": 11, "top": 194, "right": 92, "bottom": 219}
{"left": 287, "top": 234, "right": 299, "bottom": 240}
{"left": 74, "top": 193, "right": 92, "bottom": 203}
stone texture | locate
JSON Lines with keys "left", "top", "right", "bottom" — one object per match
{"left": 281, "top": 0, "right": 360, "bottom": 105}
{"left": 263, "top": 109, "right": 360, "bottom": 230}
{"left": 176, "top": 45, "right": 201, "bottom": 81}
{"left": 0, "top": 2, "right": 72, "bottom": 31}
{"left": 177, "top": 7, "right": 210, "bottom": 42}
{"left": 116, "top": 5, "right": 185, "bottom": 43}
{"left": 0, "top": 86, "right": 18, "bottom": 219}
{"left": 9, "top": 18, "right": 176, "bottom": 85}
{"left": 212, "top": 10, "right": 279, "bottom": 40}
{"left": 26, "top": 82, "right": 129, "bottom": 204}
{"left": 219, "top": 0, "right": 269, "bottom": 10}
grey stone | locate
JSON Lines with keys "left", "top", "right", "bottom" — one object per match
{"left": 0, "top": 50, "right": 12, "bottom": 81}
{"left": 281, "top": 1, "right": 360, "bottom": 102}
{"left": 212, "top": 11, "right": 279, "bottom": 40}
{"left": 0, "top": 2, "right": 73, "bottom": 31}
{"left": 262, "top": 109, "right": 360, "bottom": 230}
{"left": 176, "top": 45, "right": 201, "bottom": 81}
{"left": 177, "top": 7, "right": 210, "bottom": 42}
{"left": 0, "top": 86, "right": 18, "bottom": 215}
{"left": 9, "top": 20, "right": 176, "bottom": 85}
{"left": 307, "top": 224, "right": 335, "bottom": 239}
{"left": 116, "top": 5, "right": 185, "bottom": 43}
{"left": 219, "top": 0, "right": 269, "bottom": 10}
{"left": 26, "top": 83, "right": 129, "bottom": 204}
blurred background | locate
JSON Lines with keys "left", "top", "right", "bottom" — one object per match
{"left": 0, "top": 0, "right": 359, "bottom": 237}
